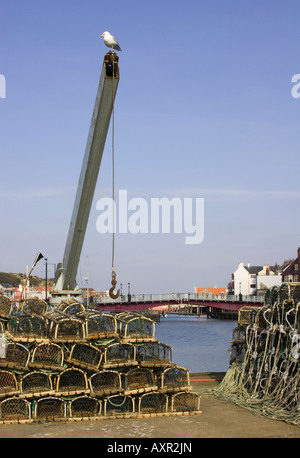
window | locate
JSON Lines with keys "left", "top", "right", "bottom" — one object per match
{"left": 295, "top": 264, "right": 299, "bottom": 271}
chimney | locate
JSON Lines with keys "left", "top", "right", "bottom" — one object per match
{"left": 298, "top": 247, "right": 300, "bottom": 261}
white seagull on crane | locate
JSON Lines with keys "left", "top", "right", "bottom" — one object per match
{"left": 100, "top": 31, "right": 122, "bottom": 51}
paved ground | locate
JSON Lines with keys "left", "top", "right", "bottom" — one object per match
{"left": 0, "top": 376, "right": 299, "bottom": 439}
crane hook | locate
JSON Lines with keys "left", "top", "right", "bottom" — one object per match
{"left": 109, "top": 268, "right": 120, "bottom": 299}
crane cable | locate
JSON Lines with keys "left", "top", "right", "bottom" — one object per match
{"left": 109, "top": 52, "right": 120, "bottom": 300}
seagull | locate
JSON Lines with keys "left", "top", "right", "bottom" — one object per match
{"left": 100, "top": 31, "right": 122, "bottom": 51}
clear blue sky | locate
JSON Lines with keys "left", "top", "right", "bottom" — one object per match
{"left": 1, "top": 0, "right": 299, "bottom": 293}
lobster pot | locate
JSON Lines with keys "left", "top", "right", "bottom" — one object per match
{"left": 101, "top": 343, "right": 137, "bottom": 369}
{"left": 231, "top": 326, "right": 246, "bottom": 344}
{"left": 104, "top": 394, "right": 134, "bottom": 416}
{"left": 56, "top": 299, "right": 86, "bottom": 315}
{"left": 45, "top": 311, "right": 85, "bottom": 342}
{"left": 138, "top": 392, "right": 168, "bottom": 414}
{"left": 89, "top": 371, "right": 122, "bottom": 396}
{"left": 56, "top": 367, "right": 89, "bottom": 394}
{"left": 0, "top": 342, "right": 30, "bottom": 371}
{"left": 117, "top": 312, "right": 156, "bottom": 342}
{"left": 20, "top": 371, "right": 53, "bottom": 396}
{"left": 7, "top": 313, "right": 47, "bottom": 341}
{"left": 29, "top": 343, "right": 64, "bottom": 371}
{"left": 158, "top": 366, "right": 190, "bottom": 392}
{"left": 238, "top": 307, "right": 256, "bottom": 326}
{"left": 0, "top": 397, "right": 31, "bottom": 421}
{"left": 70, "top": 396, "right": 101, "bottom": 418}
{"left": 0, "top": 370, "right": 19, "bottom": 397}
{"left": 67, "top": 343, "right": 103, "bottom": 371}
{"left": 81, "top": 311, "right": 118, "bottom": 339}
{"left": 136, "top": 342, "right": 173, "bottom": 367}
{"left": 19, "top": 297, "right": 48, "bottom": 316}
{"left": 124, "top": 367, "right": 157, "bottom": 393}
{"left": 171, "top": 392, "right": 201, "bottom": 413}
{"left": 35, "top": 397, "right": 66, "bottom": 420}
{"left": 0, "top": 295, "right": 13, "bottom": 319}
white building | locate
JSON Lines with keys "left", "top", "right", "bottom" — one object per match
{"left": 233, "top": 262, "right": 282, "bottom": 297}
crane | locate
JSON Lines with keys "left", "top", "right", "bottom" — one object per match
{"left": 51, "top": 51, "right": 120, "bottom": 304}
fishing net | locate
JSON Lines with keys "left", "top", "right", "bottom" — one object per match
{"left": 214, "top": 283, "right": 300, "bottom": 426}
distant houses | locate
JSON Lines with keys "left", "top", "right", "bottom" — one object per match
{"left": 229, "top": 246, "right": 300, "bottom": 297}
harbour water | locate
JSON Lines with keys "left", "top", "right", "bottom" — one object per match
{"left": 155, "top": 314, "right": 236, "bottom": 373}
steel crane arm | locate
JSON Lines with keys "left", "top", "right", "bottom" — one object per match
{"left": 55, "top": 52, "right": 120, "bottom": 292}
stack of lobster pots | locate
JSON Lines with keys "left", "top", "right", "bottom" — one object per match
{"left": 0, "top": 295, "right": 201, "bottom": 423}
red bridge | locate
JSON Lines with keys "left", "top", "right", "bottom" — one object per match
{"left": 94, "top": 292, "right": 264, "bottom": 313}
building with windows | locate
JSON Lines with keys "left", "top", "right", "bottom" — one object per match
{"left": 232, "top": 262, "right": 282, "bottom": 297}
{"left": 282, "top": 247, "right": 300, "bottom": 283}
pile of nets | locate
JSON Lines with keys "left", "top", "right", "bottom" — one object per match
{"left": 214, "top": 283, "right": 300, "bottom": 426}
{"left": 0, "top": 296, "right": 201, "bottom": 422}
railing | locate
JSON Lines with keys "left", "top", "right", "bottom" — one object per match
{"left": 95, "top": 292, "right": 264, "bottom": 305}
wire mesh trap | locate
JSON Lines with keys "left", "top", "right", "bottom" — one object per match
{"left": 170, "top": 392, "right": 201, "bottom": 413}
{"left": 56, "top": 299, "right": 86, "bottom": 315}
{"left": 29, "top": 342, "right": 64, "bottom": 371}
{"left": 19, "top": 297, "right": 48, "bottom": 316}
{"left": 104, "top": 394, "right": 134, "bottom": 416}
{"left": 0, "top": 295, "right": 13, "bottom": 319}
{"left": 0, "top": 342, "right": 30, "bottom": 371}
{"left": 7, "top": 313, "right": 48, "bottom": 342}
{"left": 215, "top": 282, "right": 300, "bottom": 426}
{"left": 0, "top": 397, "right": 31, "bottom": 421}
{"left": 89, "top": 370, "right": 122, "bottom": 396}
{"left": 116, "top": 312, "right": 156, "bottom": 342}
{"left": 34, "top": 396, "right": 66, "bottom": 420}
{"left": 124, "top": 367, "right": 157, "bottom": 394}
{"left": 67, "top": 343, "right": 103, "bottom": 371}
{"left": 45, "top": 311, "right": 85, "bottom": 342}
{"left": 135, "top": 342, "right": 173, "bottom": 367}
{"left": 69, "top": 395, "right": 101, "bottom": 418}
{"left": 158, "top": 366, "right": 191, "bottom": 392}
{"left": 101, "top": 342, "right": 138, "bottom": 369}
{"left": 138, "top": 392, "right": 168, "bottom": 414}
{"left": 20, "top": 371, "right": 53, "bottom": 397}
{"left": 56, "top": 367, "right": 89, "bottom": 395}
{"left": 79, "top": 311, "right": 118, "bottom": 339}
{"left": 0, "top": 370, "right": 19, "bottom": 397}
